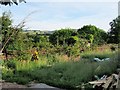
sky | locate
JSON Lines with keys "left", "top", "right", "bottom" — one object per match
{"left": 0, "top": 0, "right": 119, "bottom": 32}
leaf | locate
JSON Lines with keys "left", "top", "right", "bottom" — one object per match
{"left": 12, "top": 0, "right": 18, "bottom": 5}
{"left": 0, "top": 0, "right": 26, "bottom": 5}
{"left": 19, "top": 0, "right": 26, "bottom": 3}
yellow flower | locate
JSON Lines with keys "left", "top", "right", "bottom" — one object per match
{"left": 35, "top": 51, "right": 38, "bottom": 55}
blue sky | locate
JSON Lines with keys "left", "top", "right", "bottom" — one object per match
{"left": 0, "top": 0, "right": 119, "bottom": 31}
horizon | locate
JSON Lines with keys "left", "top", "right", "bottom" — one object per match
{"left": 0, "top": 1, "right": 118, "bottom": 32}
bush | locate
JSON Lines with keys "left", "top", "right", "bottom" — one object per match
{"left": 16, "top": 51, "right": 31, "bottom": 60}
{"left": 5, "top": 60, "right": 16, "bottom": 70}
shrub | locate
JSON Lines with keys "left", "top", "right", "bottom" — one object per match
{"left": 5, "top": 60, "right": 16, "bottom": 70}
{"left": 16, "top": 51, "right": 31, "bottom": 61}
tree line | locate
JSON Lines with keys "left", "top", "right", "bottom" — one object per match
{"left": 0, "top": 12, "right": 119, "bottom": 59}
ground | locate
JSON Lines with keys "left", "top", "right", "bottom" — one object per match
{"left": 1, "top": 80, "right": 61, "bottom": 89}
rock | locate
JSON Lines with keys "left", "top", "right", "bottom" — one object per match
{"left": 1, "top": 81, "right": 62, "bottom": 89}
{"left": 28, "top": 83, "right": 62, "bottom": 89}
{"left": 1, "top": 82, "right": 27, "bottom": 88}
{"left": 0, "top": 80, "right": 5, "bottom": 83}
{"left": 29, "top": 83, "right": 55, "bottom": 88}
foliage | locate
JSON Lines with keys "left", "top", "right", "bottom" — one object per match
{"left": 49, "top": 28, "right": 78, "bottom": 46}
{"left": 1, "top": 45, "right": 118, "bottom": 89}
{"left": 77, "top": 25, "right": 107, "bottom": 45}
{"left": 8, "top": 32, "right": 27, "bottom": 50}
{"left": 0, "top": 11, "right": 12, "bottom": 48}
{"left": 108, "top": 16, "right": 120, "bottom": 44}
{"left": 81, "top": 51, "right": 114, "bottom": 60}
{"left": 5, "top": 60, "right": 16, "bottom": 70}
{"left": 1, "top": 11, "right": 119, "bottom": 90}
{"left": 0, "top": 11, "right": 26, "bottom": 54}
{"left": 0, "top": 0, "right": 26, "bottom": 6}
{"left": 2, "top": 51, "right": 118, "bottom": 89}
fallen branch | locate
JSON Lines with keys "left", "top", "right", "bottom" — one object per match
{"left": 88, "top": 74, "right": 119, "bottom": 89}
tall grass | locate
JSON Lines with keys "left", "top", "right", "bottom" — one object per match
{"left": 2, "top": 51, "right": 118, "bottom": 89}
{"left": 23, "top": 59, "right": 117, "bottom": 89}
{"left": 81, "top": 50, "right": 115, "bottom": 60}
{"left": 16, "top": 59, "right": 47, "bottom": 71}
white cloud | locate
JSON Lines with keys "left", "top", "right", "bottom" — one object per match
{"left": 24, "top": 2, "right": 117, "bottom": 32}
{"left": 26, "top": 12, "right": 117, "bottom": 32}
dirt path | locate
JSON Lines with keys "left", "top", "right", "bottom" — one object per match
{"left": 1, "top": 81, "right": 62, "bottom": 89}
{"left": 1, "top": 81, "right": 27, "bottom": 88}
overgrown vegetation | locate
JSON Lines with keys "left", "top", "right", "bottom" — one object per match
{"left": 0, "top": 11, "right": 119, "bottom": 89}
{"left": 1, "top": 51, "right": 118, "bottom": 89}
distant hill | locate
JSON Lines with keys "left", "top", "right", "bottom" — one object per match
{"left": 23, "top": 30, "right": 55, "bottom": 35}
{"left": 23, "top": 29, "right": 78, "bottom": 35}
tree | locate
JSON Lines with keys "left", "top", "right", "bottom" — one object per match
{"left": 49, "top": 28, "right": 78, "bottom": 46}
{"left": 0, "top": 0, "right": 26, "bottom": 6}
{"left": 0, "top": 11, "right": 12, "bottom": 42}
{"left": 0, "top": 11, "right": 25, "bottom": 55}
{"left": 77, "top": 25, "right": 107, "bottom": 45}
{"left": 0, "top": 11, "right": 13, "bottom": 59}
{"left": 108, "top": 16, "right": 120, "bottom": 44}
